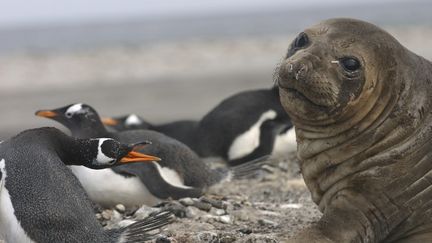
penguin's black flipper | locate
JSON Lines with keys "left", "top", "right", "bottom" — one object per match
{"left": 108, "top": 211, "right": 174, "bottom": 243}
{"left": 230, "top": 155, "right": 270, "bottom": 179}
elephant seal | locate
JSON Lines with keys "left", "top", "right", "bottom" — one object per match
{"left": 276, "top": 18, "right": 432, "bottom": 242}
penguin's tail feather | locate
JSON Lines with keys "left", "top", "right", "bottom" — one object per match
{"left": 231, "top": 155, "right": 270, "bottom": 179}
{"left": 112, "top": 210, "right": 174, "bottom": 243}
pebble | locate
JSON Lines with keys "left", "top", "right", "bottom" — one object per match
{"left": 210, "top": 208, "right": 226, "bottom": 216}
{"left": 192, "top": 199, "right": 212, "bottom": 211}
{"left": 238, "top": 227, "right": 253, "bottom": 234}
{"left": 200, "top": 214, "right": 217, "bottom": 223}
{"left": 156, "top": 236, "right": 177, "bottom": 243}
{"left": 196, "top": 232, "right": 218, "bottom": 242}
{"left": 218, "top": 215, "right": 233, "bottom": 224}
{"left": 220, "top": 235, "right": 236, "bottom": 243}
{"left": 134, "top": 205, "right": 160, "bottom": 220}
{"left": 115, "top": 204, "right": 126, "bottom": 213}
{"left": 179, "top": 197, "right": 194, "bottom": 206}
{"left": 95, "top": 213, "right": 102, "bottom": 220}
{"left": 232, "top": 210, "right": 250, "bottom": 221}
{"left": 186, "top": 206, "right": 206, "bottom": 218}
{"left": 101, "top": 210, "right": 112, "bottom": 220}
{"left": 111, "top": 210, "right": 123, "bottom": 223}
{"left": 280, "top": 203, "right": 302, "bottom": 209}
{"left": 258, "top": 219, "right": 278, "bottom": 227}
{"left": 200, "top": 196, "right": 227, "bottom": 209}
{"left": 161, "top": 201, "right": 187, "bottom": 218}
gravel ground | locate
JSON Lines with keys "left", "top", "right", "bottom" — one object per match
{"left": 96, "top": 152, "right": 322, "bottom": 243}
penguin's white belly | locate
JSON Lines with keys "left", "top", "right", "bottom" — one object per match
{"left": 228, "top": 110, "right": 277, "bottom": 160}
{"left": 69, "top": 166, "right": 161, "bottom": 207}
{"left": 272, "top": 127, "right": 297, "bottom": 158}
{"left": 0, "top": 159, "right": 36, "bottom": 243}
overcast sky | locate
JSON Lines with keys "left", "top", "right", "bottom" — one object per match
{"left": 0, "top": 0, "right": 399, "bottom": 27}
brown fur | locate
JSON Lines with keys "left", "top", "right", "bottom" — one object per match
{"left": 277, "top": 18, "right": 432, "bottom": 242}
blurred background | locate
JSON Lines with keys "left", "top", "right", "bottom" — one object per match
{"left": 0, "top": 0, "right": 431, "bottom": 138}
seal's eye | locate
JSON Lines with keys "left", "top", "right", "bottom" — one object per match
{"left": 340, "top": 57, "right": 361, "bottom": 71}
{"left": 294, "top": 32, "right": 308, "bottom": 48}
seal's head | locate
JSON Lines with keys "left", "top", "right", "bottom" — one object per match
{"left": 277, "top": 18, "right": 403, "bottom": 126}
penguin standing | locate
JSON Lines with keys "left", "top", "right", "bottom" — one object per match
{"left": 0, "top": 127, "right": 172, "bottom": 243}
{"left": 36, "top": 104, "right": 266, "bottom": 207}
{"left": 103, "top": 86, "right": 296, "bottom": 165}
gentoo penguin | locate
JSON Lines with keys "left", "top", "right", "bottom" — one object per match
{"left": 103, "top": 86, "right": 296, "bottom": 166}
{"left": 103, "top": 115, "right": 198, "bottom": 147}
{"left": 0, "top": 127, "right": 172, "bottom": 243}
{"left": 36, "top": 104, "right": 266, "bottom": 207}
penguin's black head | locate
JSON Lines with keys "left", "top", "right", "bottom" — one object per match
{"left": 85, "top": 138, "right": 161, "bottom": 169}
{"left": 102, "top": 114, "right": 152, "bottom": 131}
{"left": 36, "top": 103, "right": 104, "bottom": 135}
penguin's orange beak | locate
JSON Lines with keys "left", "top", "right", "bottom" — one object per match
{"left": 120, "top": 151, "right": 161, "bottom": 163}
{"left": 102, "top": 117, "right": 119, "bottom": 126}
{"left": 35, "top": 110, "right": 58, "bottom": 118}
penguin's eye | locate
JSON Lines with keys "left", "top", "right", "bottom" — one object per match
{"left": 340, "top": 57, "right": 361, "bottom": 72}
{"left": 65, "top": 112, "right": 73, "bottom": 118}
{"left": 294, "top": 32, "right": 308, "bottom": 49}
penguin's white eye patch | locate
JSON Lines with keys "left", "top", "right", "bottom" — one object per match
{"left": 65, "top": 103, "right": 86, "bottom": 118}
{"left": 125, "top": 114, "right": 142, "bottom": 126}
{"left": 96, "top": 139, "right": 117, "bottom": 164}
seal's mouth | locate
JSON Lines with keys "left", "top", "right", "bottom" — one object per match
{"left": 279, "top": 81, "right": 329, "bottom": 109}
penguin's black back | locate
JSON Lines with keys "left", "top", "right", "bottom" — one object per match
{"left": 154, "top": 120, "right": 198, "bottom": 149}
{"left": 196, "top": 87, "right": 290, "bottom": 158}
{"left": 0, "top": 128, "right": 113, "bottom": 243}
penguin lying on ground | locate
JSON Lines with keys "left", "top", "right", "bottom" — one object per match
{"left": 0, "top": 127, "right": 172, "bottom": 243}
{"left": 36, "top": 104, "right": 267, "bottom": 208}
{"left": 103, "top": 115, "right": 198, "bottom": 148}
{"left": 103, "top": 86, "right": 296, "bottom": 166}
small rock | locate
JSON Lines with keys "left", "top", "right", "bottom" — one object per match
{"left": 197, "top": 232, "right": 218, "bottom": 242}
{"left": 124, "top": 205, "right": 139, "bottom": 216}
{"left": 238, "top": 227, "right": 252, "bottom": 235}
{"left": 258, "top": 219, "right": 278, "bottom": 227}
{"left": 179, "top": 197, "right": 194, "bottom": 206}
{"left": 232, "top": 210, "right": 250, "bottom": 221}
{"left": 210, "top": 208, "right": 226, "bottom": 216}
{"left": 156, "top": 236, "right": 176, "bottom": 243}
{"left": 192, "top": 199, "right": 212, "bottom": 211}
{"left": 280, "top": 203, "right": 302, "bottom": 209}
{"left": 218, "top": 215, "right": 233, "bottom": 224}
{"left": 200, "top": 196, "right": 227, "bottom": 209}
{"left": 200, "top": 214, "right": 217, "bottom": 223}
{"left": 111, "top": 210, "right": 123, "bottom": 223}
{"left": 220, "top": 235, "right": 236, "bottom": 243}
{"left": 186, "top": 206, "right": 206, "bottom": 218}
{"left": 161, "top": 201, "right": 187, "bottom": 218}
{"left": 101, "top": 210, "right": 113, "bottom": 220}
{"left": 242, "top": 201, "right": 252, "bottom": 207}
{"left": 95, "top": 213, "right": 102, "bottom": 220}
{"left": 115, "top": 204, "right": 126, "bottom": 213}
{"left": 134, "top": 205, "right": 160, "bottom": 220}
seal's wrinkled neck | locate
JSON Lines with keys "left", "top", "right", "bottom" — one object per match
{"left": 303, "top": 53, "right": 432, "bottom": 208}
